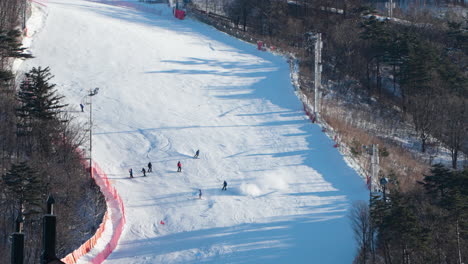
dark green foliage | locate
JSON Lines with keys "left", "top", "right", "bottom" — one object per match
{"left": 0, "top": 29, "right": 33, "bottom": 61}
{"left": 422, "top": 164, "right": 468, "bottom": 221}
{"left": 379, "top": 146, "right": 389, "bottom": 157}
{"left": 437, "top": 54, "right": 467, "bottom": 97}
{"left": 0, "top": 29, "right": 33, "bottom": 82}
{"left": 421, "top": 164, "right": 453, "bottom": 199}
{"left": 0, "top": 69, "right": 14, "bottom": 81}
{"left": 365, "top": 165, "right": 468, "bottom": 264}
{"left": 17, "top": 67, "right": 67, "bottom": 121}
{"left": 447, "top": 21, "right": 468, "bottom": 54}
{"left": 2, "top": 162, "right": 45, "bottom": 217}
{"left": 16, "top": 67, "right": 69, "bottom": 155}
{"left": 399, "top": 39, "right": 437, "bottom": 96}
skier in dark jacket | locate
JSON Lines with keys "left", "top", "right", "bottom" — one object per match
{"left": 194, "top": 149, "right": 200, "bottom": 159}
{"left": 141, "top": 168, "right": 146, "bottom": 177}
{"left": 222, "top": 181, "right": 227, "bottom": 191}
{"left": 147, "top": 162, "right": 152, "bottom": 173}
{"left": 129, "top": 168, "right": 133, "bottom": 178}
{"left": 80, "top": 103, "right": 84, "bottom": 112}
{"left": 177, "top": 161, "right": 182, "bottom": 172}
{"left": 199, "top": 189, "right": 202, "bottom": 199}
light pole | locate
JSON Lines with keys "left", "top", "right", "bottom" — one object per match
{"left": 88, "top": 88, "right": 99, "bottom": 178}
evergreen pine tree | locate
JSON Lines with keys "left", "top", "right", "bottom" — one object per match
{"left": 0, "top": 29, "right": 33, "bottom": 81}
{"left": 16, "top": 67, "right": 68, "bottom": 154}
{"left": 17, "top": 67, "right": 67, "bottom": 121}
{"left": 2, "top": 162, "right": 45, "bottom": 217}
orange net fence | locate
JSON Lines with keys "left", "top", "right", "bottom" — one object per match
{"left": 62, "top": 162, "right": 126, "bottom": 264}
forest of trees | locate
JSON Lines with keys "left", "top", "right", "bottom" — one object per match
{"left": 352, "top": 165, "right": 468, "bottom": 264}
{"left": 0, "top": 1, "right": 105, "bottom": 263}
{"left": 189, "top": 0, "right": 467, "bottom": 263}
{"left": 0, "top": 0, "right": 466, "bottom": 263}
{"left": 191, "top": 0, "right": 467, "bottom": 167}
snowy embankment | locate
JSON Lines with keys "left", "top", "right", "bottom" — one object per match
{"left": 21, "top": 0, "right": 369, "bottom": 263}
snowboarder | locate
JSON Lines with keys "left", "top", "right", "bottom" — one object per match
{"left": 141, "top": 168, "right": 146, "bottom": 177}
{"left": 147, "top": 162, "right": 152, "bottom": 172}
{"left": 177, "top": 161, "right": 182, "bottom": 172}
{"left": 129, "top": 168, "right": 133, "bottom": 178}
{"left": 198, "top": 189, "right": 202, "bottom": 199}
{"left": 80, "top": 103, "right": 84, "bottom": 112}
{"left": 194, "top": 149, "right": 200, "bottom": 159}
{"left": 222, "top": 180, "right": 227, "bottom": 191}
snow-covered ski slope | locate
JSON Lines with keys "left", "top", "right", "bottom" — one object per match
{"left": 21, "top": 0, "right": 369, "bottom": 263}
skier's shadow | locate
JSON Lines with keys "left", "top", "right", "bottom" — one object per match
{"left": 106, "top": 173, "right": 151, "bottom": 179}
{"left": 178, "top": 153, "right": 197, "bottom": 159}
{"left": 167, "top": 171, "right": 180, "bottom": 174}
{"left": 203, "top": 187, "right": 242, "bottom": 197}
{"left": 107, "top": 176, "right": 133, "bottom": 180}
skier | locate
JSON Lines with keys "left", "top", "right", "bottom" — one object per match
{"left": 129, "top": 168, "right": 133, "bottom": 178}
{"left": 199, "top": 189, "right": 202, "bottom": 199}
{"left": 80, "top": 103, "right": 84, "bottom": 112}
{"left": 141, "top": 168, "right": 146, "bottom": 177}
{"left": 147, "top": 162, "right": 152, "bottom": 173}
{"left": 222, "top": 180, "right": 227, "bottom": 191}
{"left": 177, "top": 161, "right": 182, "bottom": 172}
{"left": 194, "top": 149, "right": 200, "bottom": 159}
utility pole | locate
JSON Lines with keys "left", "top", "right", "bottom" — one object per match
{"left": 385, "top": 0, "right": 395, "bottom": 18}
{"left": 370, "top": 144, "right": 380, "bottom": 193}
{"left": 314, "top": 33, "right": 322, "bottom": 119}
{"left": 22, "top": 0, "right": 27, "bottom": 30}
{"left": 88, "top": 88, "right": 99, "bottom": 179}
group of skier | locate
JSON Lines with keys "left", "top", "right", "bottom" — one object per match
{"left": 129, "top": 162, "right": 152, "bottom": 178}
{"left": 128, "top": 149, "right": 228, "bottom": 196}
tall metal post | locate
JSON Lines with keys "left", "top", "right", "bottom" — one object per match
{"left": 89, "top": 90, "right": 93, "bottom": 178}
{"left": 23, "top": 0, "right": 27, "bottom": 30}
{"left": 314, "top": 33, "right": 322, "bottom": 119}
{"left": 88, "top": 88, "right": 99, "bottom": 179}
{"left": 370, "top": 144, "right": 380, "bottom": 193}
{"left": 386, "top": 0, "right": 395, "bottom": 18}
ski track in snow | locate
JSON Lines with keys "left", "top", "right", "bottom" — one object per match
{"left": 21, "top": 0, "right": 369, "bottom": 263}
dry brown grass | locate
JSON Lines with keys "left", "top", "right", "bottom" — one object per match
{"left": 322, "top": 99, "right": 430, "bottom": 192}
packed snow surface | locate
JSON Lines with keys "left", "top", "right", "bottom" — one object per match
{"left": 21, "top": 0, "right": 369, "bottom": 263}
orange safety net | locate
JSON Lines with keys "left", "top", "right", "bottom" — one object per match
{"left": 62, "top": 159, "right": 126, "bottom": 264}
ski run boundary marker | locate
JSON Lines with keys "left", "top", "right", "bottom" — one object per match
{"left": 62, "top": 161, "right": 126, "bottom": 264}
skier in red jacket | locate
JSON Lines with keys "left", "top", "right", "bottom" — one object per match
{"left": 177, "top": 161, "right": 182, "bottom": 172}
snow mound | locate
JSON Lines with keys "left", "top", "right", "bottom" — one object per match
{"left": 239, "top": 170, "right": 290, "bottom": 197}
